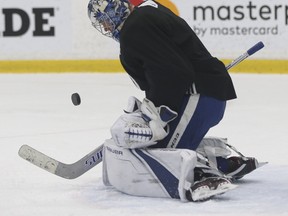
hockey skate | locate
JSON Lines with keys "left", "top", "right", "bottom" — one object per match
{"left": 185, "top": 165, "right": 237, "bottom": 202}
{"left": 217, "top": 156, "right": 260, "bottom": 180}
{"left": 186, "top": 177, "right": 236, "bottom": 202}
{"left": 196, "top": 137, "right": 268, "bottom": 181}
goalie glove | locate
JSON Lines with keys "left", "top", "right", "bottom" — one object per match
{"left": 110, "top": 97, "right": 178, "bottom": 148}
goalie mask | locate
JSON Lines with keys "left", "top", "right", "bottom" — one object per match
{"left": 88, "top": 0, "right": 131, "bottom": 42}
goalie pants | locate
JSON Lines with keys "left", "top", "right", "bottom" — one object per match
{"left": 154, "top": 94, "right": 226, "bottom": 150}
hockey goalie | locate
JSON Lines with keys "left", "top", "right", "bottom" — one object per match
{"left": 88, "top": 0, "right": 262, "bottom": 201}
{"left": 101, "top": 97, "right": 260, "bottom": 202}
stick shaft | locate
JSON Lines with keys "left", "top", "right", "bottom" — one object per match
{"left": 226, "top": 41, "right": 264, "bottom": 70}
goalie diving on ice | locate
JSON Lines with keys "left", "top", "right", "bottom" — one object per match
{"left": 87, "top": 0, "right": 266, "bottom": 202}
{"left": 17, "top": 0, "right": 266, "bottom": 203}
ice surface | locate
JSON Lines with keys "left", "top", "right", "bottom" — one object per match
{"left": 0, "top": 73, "right": 287, "bottom": 216}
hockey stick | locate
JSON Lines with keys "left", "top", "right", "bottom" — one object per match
{"left": 18, "top": 41, "right": 264, "bottom": 179}
{"left": 18, "top": 144, "right": 103, "bottom": 179}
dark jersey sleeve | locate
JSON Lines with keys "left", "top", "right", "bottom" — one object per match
{"left": 120, "top": 6, "right": 196, "bottom": 111}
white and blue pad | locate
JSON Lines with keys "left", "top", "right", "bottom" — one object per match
{"left": 102, "top": 139, "right": 197, "bottom": 201}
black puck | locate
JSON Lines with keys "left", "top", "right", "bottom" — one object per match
{"left": 71, "top": 93, "right": 81, "bottom": 106}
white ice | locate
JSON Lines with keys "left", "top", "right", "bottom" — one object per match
{"left": 0, "top": 73, "right": 288, "bottom": 216}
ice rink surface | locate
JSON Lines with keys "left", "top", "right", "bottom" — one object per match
{"left": 0, "top": 73, "right": 288, "bottom": 216}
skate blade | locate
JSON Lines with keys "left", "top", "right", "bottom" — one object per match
{"left": 257, "top": 161, "right": 268, "bottom": 168}
{"left": 192, "top": 183, "right": 238, "bottom": 201}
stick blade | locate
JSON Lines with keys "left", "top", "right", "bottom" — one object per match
{"left": 18, "top": 144, "right": 104, "bottom": 179}
{"left": 18, "top": 144, "right": 59, "bottom": 175}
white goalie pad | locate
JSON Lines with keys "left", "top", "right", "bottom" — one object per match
{"left": 196, "top": 137, "right": 233, "bottom": 168}
{"left": 102, "top": 139, "right": 197, "bottom": 201}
